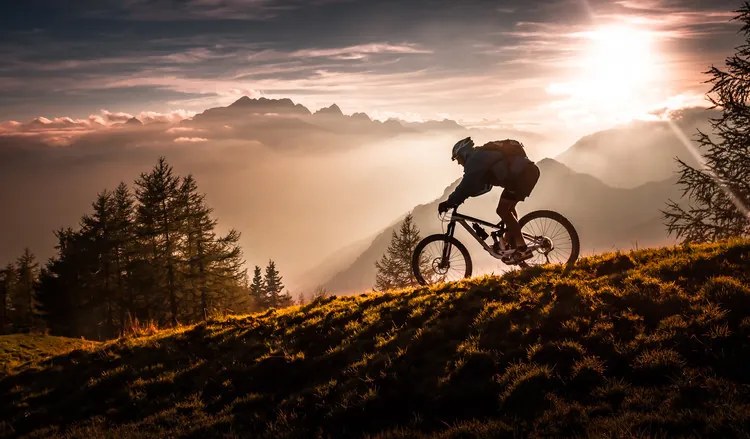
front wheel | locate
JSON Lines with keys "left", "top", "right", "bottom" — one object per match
{"left": 412, "top": 235, "right": 472, "bottom": 286}
{"left": 518, "top": 210, "right": 579, "bottom": 271}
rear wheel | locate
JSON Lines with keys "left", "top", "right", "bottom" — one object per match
{"left": 412, "top": 234, "right": 472, "bottom": 286}
{"left": 517, "top": 210, "right": 579, "bottom": 271}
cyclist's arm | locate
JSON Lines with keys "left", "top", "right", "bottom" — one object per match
{"left": 445, "top": 164, "right": 490, "bottom": 207}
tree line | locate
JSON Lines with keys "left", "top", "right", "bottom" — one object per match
{"left": 0, "top": 158, "right": 292, "bottom": 339}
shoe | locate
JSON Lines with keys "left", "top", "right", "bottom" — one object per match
{"left": 512, "top": 245, "right": 534, "bottom": 263}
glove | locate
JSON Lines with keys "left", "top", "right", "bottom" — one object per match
{"left": 438, "top": 201, "right": 453, "bottom": 214}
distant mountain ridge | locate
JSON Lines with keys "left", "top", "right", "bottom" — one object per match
{"left": 189, "top": 96, "right": 467, "bottom": 134}
{"left": 556, "top": 106, "right": 716, "bottom": 188}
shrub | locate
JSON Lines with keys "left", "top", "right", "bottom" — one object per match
{"left": 619, "top": 274, "right": 690, "bottom": 326}
{"left": 594, "top": 253, "right": 636, "bottom": 277}
{"left": 497, "top": 363, "right": 556, "bottom": 418}
{"left": 632, "top": 348, "right": 685, "bottom": 383}
{"left": 700, "top": 276, "right": 750, "bottom": 324}
{"left": 570, "top": 355, "right": 606, "bottom": 391}
{"left": 527, "top": 340, "right": 586, "bottom": 376}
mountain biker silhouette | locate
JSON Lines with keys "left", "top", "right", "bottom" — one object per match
{"left": 438, "top": 137, "right": 541, "bottom": 263}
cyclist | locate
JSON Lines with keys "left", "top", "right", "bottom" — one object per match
{"left": 437, "top": 137, "right": 540, "bottom": 263}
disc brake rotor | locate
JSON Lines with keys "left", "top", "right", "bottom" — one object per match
{"left": 432, "top": 258, "right": 449, "bottom": 275}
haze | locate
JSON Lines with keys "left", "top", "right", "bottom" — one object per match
{"left": 0, "top": 0, "right": 742, "bottom": 291}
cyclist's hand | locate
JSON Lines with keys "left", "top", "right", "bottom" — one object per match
{"left": 438, "top": 201, "right": 453, "bottom": 214}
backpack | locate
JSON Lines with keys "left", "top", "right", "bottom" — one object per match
{"left": 477, "top": 139, "right": 529, "bottom": 185}
{"left": 476, "top": 139, "right": 527, "bottom": 159}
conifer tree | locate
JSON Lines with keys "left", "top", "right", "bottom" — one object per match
{"left": 12, "top": 248, "right": 39, "bottom": 331}
{"left": 36, "top": 228, "right": 90, "bottom": 336}
{"left": 249, "top": 265, "right": 265, "bottom": 309}
{"left": 111, "top": 182, "right": 136, "bottom": 332}
{"left": 374, "top": 214, "right": 423, "bottom": 291}
{"left": 664, "top": 5, "right": 750, "bottom": 241}
{"left": 81, "top": 190, "right": 118, "bottom": 334}
{"left": 264, "top": 260, "right": 290, "bottom": 308}
{"left": 134, "top": 157, "right": 183, "bottom": 325}
{"left": 210, "top": 229, "right": 249, "bottom": 315}
{"left": 0, "top": 264, "right": 16, "bottom": 333}
{"left": 179, "top": 175, "right": 217, "bottom": 319}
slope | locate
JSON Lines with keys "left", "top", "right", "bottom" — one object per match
{"left": 2, "top": 239, "right": 749, "bottom": 438}
{"left": 0, "top": 334, "right": 97, "bottom": 376}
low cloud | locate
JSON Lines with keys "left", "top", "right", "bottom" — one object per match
{"left": 291, "top": 43, "right": 432, "bottom": 60}
{"left": 173, "top": 136, "right": 208, "bottom": 143}
{"left": 0, "top": 109, "right": 196, "bottom": 145}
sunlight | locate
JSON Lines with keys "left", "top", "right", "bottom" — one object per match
{"left": 548, "top": 24, "right": 666, "bottom": 123}
{"left": 667, "top": 120, "right": 750, "bottom": 219}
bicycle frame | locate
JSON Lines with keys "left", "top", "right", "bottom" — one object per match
{"left": 442, "top": 208, "right": 540, "bottom": 261}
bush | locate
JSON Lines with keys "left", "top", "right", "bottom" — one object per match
{"left": 570, "top": 356, "right": 606, "bottom": 391}
{"left": 700, "top": 276, "right": 750, "bottom": 324}
{"left": 497, "top": 363, "right": 556, "bottom": 418}
{"left": 527, "top": 340, "right": 586, "bottom": 376}
{"left": 632, "top": 349, "right": 684, "bottom": 383}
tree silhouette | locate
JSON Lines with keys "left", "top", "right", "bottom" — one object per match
{"left": 0, "top": 264, "right": 16, "bottom": 333}
{"left": 12, "top": 248, "right": 39, "bottom": 331}
{"left": 135, "top": 157, "right": 183, "bottom": 325}
{"left": 374, "top": 214, "right": 423, "bottom": 291}
{"left": 264, "top": 260, "right": 291, "bottom": 308}
{"left": 33, "top": 157, "right": 250, "bottom": 338}
{"left": 249, "top": 266, "right": 265, "bottom": 308}
{"left": 664, "top": 4, "right": 750, "bottom": 242}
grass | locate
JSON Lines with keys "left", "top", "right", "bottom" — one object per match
{"left": 1, "top": 239, "right": 750, "bottom": 438}
{"left": 0, "top": 334, "right": 98, "bottom": 377}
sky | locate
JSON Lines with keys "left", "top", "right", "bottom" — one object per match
{"left": 0, "top": 0, "right": 743, "bottom": 145}
{"left": 0, "top": 0, "right": 745, "bottom": 290}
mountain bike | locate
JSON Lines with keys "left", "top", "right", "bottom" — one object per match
{"left": 411, "top": 208, "right": 579, "bottom": 285}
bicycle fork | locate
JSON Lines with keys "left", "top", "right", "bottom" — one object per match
{"left": 439, "top": 221, "right": 456, "bottom": 268}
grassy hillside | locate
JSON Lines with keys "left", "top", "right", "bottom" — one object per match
{"left": 2, "top": 239, "right": 750, "bottom": 438}
{"left": 0, "top": 334, "right": 97, "bottom": 377}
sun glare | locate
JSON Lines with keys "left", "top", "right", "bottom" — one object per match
{"left": 548, "top": 25, "right": 665, "bottom": 124}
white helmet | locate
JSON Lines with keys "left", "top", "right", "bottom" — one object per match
{"left": 451, "top": 137, "right": 474, "bottom": 161}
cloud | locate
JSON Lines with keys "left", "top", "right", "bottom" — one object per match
{"left": 173, "top": 136, "right": 208, "bottom": 143}
{"left": 0, "top": 109, "right": 196, "bottom": 146}
{"left": 291, "top": 43, "right": 432, "bottom": 60}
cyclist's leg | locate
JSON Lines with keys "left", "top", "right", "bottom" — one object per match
{"left": 497, "top": 193, "right": 524, "bottom": 248}
{"left": 498, "top": 163, "right": 540, "bottom": 250}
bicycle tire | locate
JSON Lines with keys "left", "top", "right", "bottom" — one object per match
{"left": 517, "top": 210, "right": 579, "bottom": 271}
{"left": 412, "top": 234, "right": 472, "bottom": 286}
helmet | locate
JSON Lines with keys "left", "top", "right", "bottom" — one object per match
{"left": 451, "top": 137, "right": 474, "bottom": 161}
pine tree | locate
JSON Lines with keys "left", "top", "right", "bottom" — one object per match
{"left": 179, "top": 175, "right": 217, "bottom": 319}
{"left": 664, "top": 5, "right": 750, "bottom": 241}
{"left": 263, "top": 260, "right": 287, "bottom": 308}
{"left": 249, "top": 265, "right": 266, "bottom": 309}
{"left": 0, "top": 264, "right": 16, "bottom": 333}
{"left": 134, "top": 157, "right": 183, "bottom": 325}
{"left": 36, "top": 228, "right": 91, "bottom": 337}
{"left": 12, "top": 248, "right": 39, "bottom": 331}
{"left": 81, "top": 190, "right": 118, "bottom": 335}
{"left": 210, "top": 229, "right": 249, "bottom": 315}
{"left": 374, "top": 214, "right": 423, "bottom": 291}
{"left": 111, "top": 182, "right": 136, "bottom": 333}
